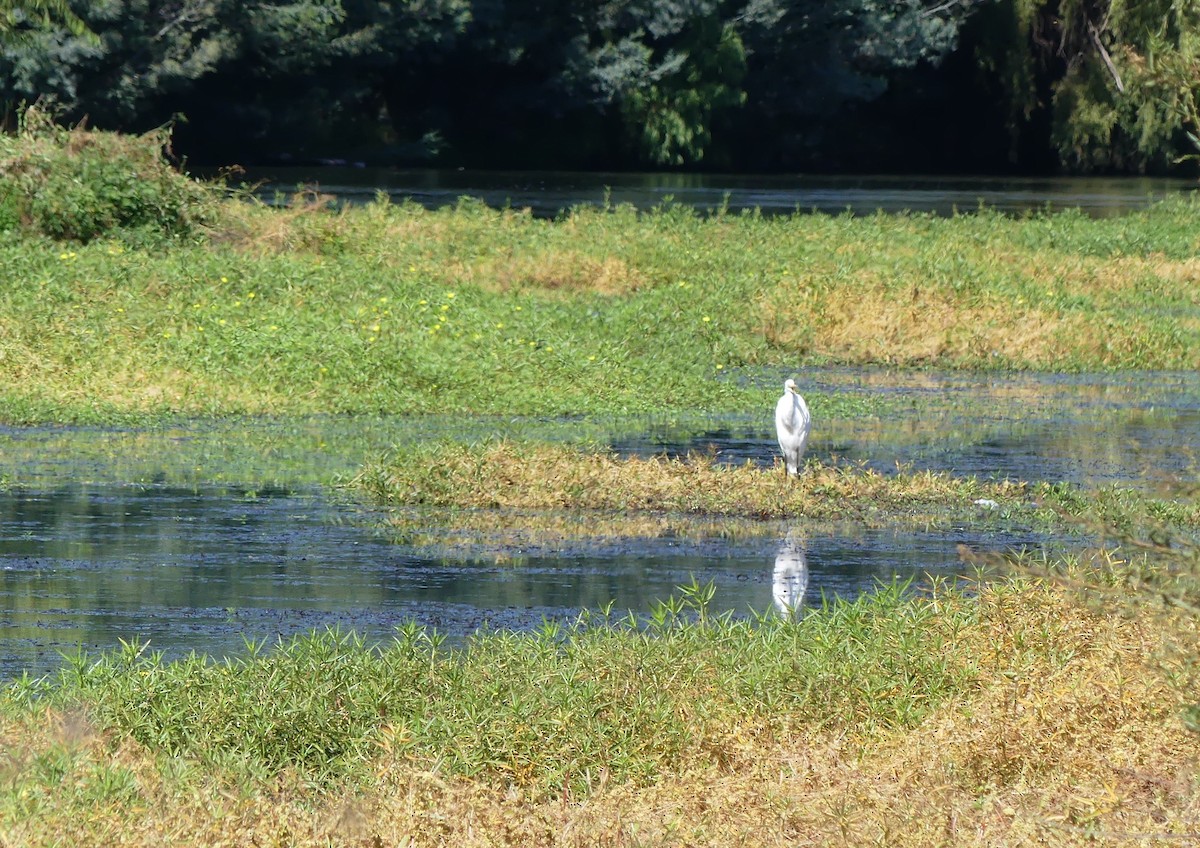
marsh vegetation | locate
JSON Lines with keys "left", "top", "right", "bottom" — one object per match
{"left": 2, "top": 562, "right": 1196, "bottom": 846}
{"left": 0, "top": 123, "right": 1197, "bottom": 846}
{"left": 3, "top": 123, "right": 1200, "bottom": 424}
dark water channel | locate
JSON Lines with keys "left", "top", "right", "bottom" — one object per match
{"left": 1, "top": 369, "right": 1197, "bottom": 678}
{"left": 242, "top": 168, "right": 1199, "bottom": 218}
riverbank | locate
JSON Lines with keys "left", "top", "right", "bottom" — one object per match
{"left": 1, "top": 570, "right": 1195, "bottom": 847}
{"left": 2, "top": 197, "right": 1200, "bottom": 423}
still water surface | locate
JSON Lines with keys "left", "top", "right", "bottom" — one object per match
{"left": 1, "top": 369, "right": 1197, "bottom": 677}
{"left": 242, "top": 167, "right": 1200, "bottom": 218}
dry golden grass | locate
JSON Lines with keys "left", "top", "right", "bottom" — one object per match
{"left": 215, "top": 198, "right": 650, "bottom": 296}
{"left": 211, "top": 190, "right": 347, "bottom": 256}
{"left": 361, "top": 441, "right": 1028, "bottom": 521}
{"left": 760, "top": 281, "right": 1077, "bottom": 365}
{"left": 2, "top": 579, "right": 1195, "bottom": 847}
{"left": 756, "top": 239, "right": 1200, "bottom": 367}
{"left": 447, "top": 251, "right": 646, "bottom": 296}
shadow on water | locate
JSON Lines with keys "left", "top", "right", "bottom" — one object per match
{"left": 0, "top": 368, "right": 1196, "bottom": 677}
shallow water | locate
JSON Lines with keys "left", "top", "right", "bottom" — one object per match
{"left": 0, "top": 483, "right": 1041, "bottom": 678}
{"left": 0, "top": 369, "right": 1196, "bottom": 677}
{"left": 622, "top": 369, "right": 1200, "bottom": 492}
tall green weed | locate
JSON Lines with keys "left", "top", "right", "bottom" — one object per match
{"left": 0, "top": 105, "right": 218, "bottom": 243}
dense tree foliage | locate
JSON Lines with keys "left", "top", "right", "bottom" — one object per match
{"left": 0, "top": 0, "right": 1198, "bottom": 173}
{"left": 1047, "top": 0, "right": 1200, "bottom": 172}
{"left": 970, "top": 0, "right": 1200, "bottom": 173}
{"left": 0, "top": 0, "right": 89, "bottom": 41}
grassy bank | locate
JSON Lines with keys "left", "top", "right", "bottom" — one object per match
{"left": 2, "top": 197, "right": 1200, "bottom": 422}
{"left": 0, "top": 571, "right": 1195, "bottom": 847}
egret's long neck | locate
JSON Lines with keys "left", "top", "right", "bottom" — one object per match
{"left": 789, "top": 392, "right": 807, "bottom": 426}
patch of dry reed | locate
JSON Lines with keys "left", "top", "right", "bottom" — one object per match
{"left": 448, "top": 251, "right": 646, "bottom": 296}
{"left": 757, "top": 241, "right": 1200, "bottom": 368}
{"left": 363, "top": 441, "right": 1026, "bottom": 521}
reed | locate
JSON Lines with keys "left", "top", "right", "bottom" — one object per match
{"left": 356, "top": 440, "right": 1026, "bottom": 518}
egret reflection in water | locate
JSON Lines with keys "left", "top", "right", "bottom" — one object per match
{"left": 772, "top": 531, "right": 809, "bottom": 616}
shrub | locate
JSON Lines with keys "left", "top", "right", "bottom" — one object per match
{"left": 0, "top": 105, "right": 218, "bottom": 243}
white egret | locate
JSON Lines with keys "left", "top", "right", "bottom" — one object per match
{"left": 774, "top": 378, "right": 811, "bottom": 477}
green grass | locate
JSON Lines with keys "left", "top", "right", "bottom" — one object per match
{"left": 1, "top": 570, "right": 1195, "bottom": 846}
{"left": 1, "top": 136, "right": 1198, "bottom": 844}
{"left": 2, "top": 197, "right": 1200, "bottom": 423}
{"left": 0, "top": 579, "right": 1022, "bottom": 795}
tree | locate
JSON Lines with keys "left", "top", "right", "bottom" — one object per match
{"left": 1051, "top": 0, "right": 1200, "bottom": 172}
{"left": 1, "top": 1, "right": 332, "bottom": 128}
{"left": 0, "top": 0, "right": 91, "bottom": 42}
{"left": 613, "top": 6, "right": 747, "bottom": 165}
{"left": 973, "top": 0, "right": 1200, "bottom": 174}
{"left": 729, "top": 0, "right": 977, "bottom": 169}
{"left": 0, "top": 0, "right": 471, "bottom": 162}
